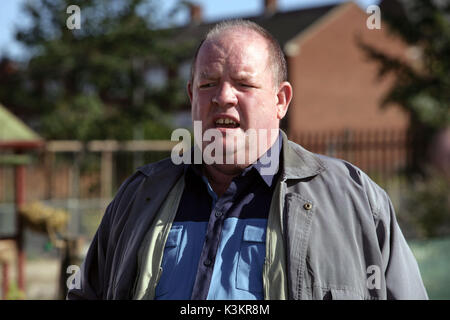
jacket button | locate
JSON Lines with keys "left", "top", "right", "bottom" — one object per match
{"left": 204, "top": 259, "right": 212, "bottom": 267}
{"left": 303, "top": 203, "right": 312, "bottom": 210}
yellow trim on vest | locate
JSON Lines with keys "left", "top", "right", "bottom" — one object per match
{"left": 263, "top": 178, "right": 288, "bottom": 299}
{"left": 133, "top": 175, "right": 185, "bottom": 299}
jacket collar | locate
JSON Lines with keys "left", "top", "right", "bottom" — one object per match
{"left": 280, "top": 130, "right": 326, "bottom": 180}
{"left": 137, "top": 156, "right": 185, "bottom": 178}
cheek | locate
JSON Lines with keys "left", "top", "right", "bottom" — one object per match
{"left": 241, "top": 94, "right": 277, "bottom": 125}
{"left": 191, "top": 93, "right": 211, "bottom": 119}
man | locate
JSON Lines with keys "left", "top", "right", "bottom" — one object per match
{"left": 68, "top": 20, "right": 428, "bottom": 300}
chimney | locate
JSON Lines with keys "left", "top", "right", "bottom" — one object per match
{"left": 264, "top": 0, "right": 277, "bottom": 16}
{"left": 188, "top": 3, "right": 203, "bottom": 25}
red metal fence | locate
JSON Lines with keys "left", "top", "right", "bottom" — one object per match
{"left": 290, "top": 129, "right": 413, "bottom": 184}
{"left": 0, "top": 131, "right": 418, "bottom": 203}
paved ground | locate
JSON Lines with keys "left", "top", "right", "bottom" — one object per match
{"left": 25, "top": 258, "right": 60, "bottom": 300}
{"left": 4, "top": 258, "right": 60, "bottom": 300}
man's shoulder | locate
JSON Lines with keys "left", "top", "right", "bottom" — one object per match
{"left": 285, "top": 138, "right": 365, "bottom": 184}
{"left": 115, "top": 156, "right": 183, "bottom": 198}
{"left": 314, "top": 152, "right": 365, "bottom": 185}
{"left": 312, "top": 151, "right": 390, "bottom": 217}
{"left": 287, "top": 139, "right": 388, "bottom": 213}
{"left": 136, "top": 156, "right": 181, "bottom": 177}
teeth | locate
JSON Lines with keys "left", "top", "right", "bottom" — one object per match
{"left": 216, "top": 118, "right": 236, "bottom": 125}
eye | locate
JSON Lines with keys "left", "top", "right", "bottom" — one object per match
{"left": 199, "top": 82, "right": 216, "bottom": 88}
{"left": 239, "top": 83, "right": 254, "bottom": 88}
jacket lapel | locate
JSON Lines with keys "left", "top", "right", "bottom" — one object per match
{"left": 279, "top": 131, "right": 325, "bottom": 299}
{"left": 280, "top": 130, "right": 325, "bottom": 181}
{"left": 111, "top": 160, "right": 185, "bottom": 299}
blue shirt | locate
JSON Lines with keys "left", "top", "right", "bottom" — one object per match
{"left": 155, "top": 132, "right": 282, "bottom": 300}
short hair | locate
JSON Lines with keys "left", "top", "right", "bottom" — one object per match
{"left": 190, "top": 19, "right": 287, "bottom": 87}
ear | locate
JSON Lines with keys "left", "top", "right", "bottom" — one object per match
{"left": 187, "top": 81, "right": 193, "bottom": 103}
{"left": 275, "top": 81, "right": 293, "bottom": 120}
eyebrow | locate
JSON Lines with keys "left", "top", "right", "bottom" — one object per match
{"left": 232, "top": 73, "right": 254, "bottom": 81}
{"left": 233, "top": 70, "right": 261, "bottom": 84}
{"left": 198, "top": 69, "right": 220, "bottom": 80}
{"left": 196, "top": 70, "right": 257, "bottom": 84}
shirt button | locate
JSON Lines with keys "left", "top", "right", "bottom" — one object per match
{"left": 215, "top": 209, "right": 223, "bottom": 217}
{"left": 303, "top": 203, "right": 312, "bottom": 210}
{"left": 203, "top": 259, "right": 212, "bottom": 267}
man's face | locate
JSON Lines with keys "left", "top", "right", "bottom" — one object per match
{"left": 188, "top": 30, "right": 289, "bottom": 166}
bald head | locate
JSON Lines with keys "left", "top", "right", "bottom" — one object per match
{"left": 190, "top": 20, "right": 287, "bottom": 88}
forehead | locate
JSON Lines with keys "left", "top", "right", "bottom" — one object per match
{"left": 195, "top": 30, "right": 270, "bottom": 78}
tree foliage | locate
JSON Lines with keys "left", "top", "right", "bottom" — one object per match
{"left": 0, "top": 0, "right": 194, "bottom": 140}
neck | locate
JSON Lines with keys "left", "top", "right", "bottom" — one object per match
{"left": 202, "top": 163, "right": 243, "bottom": 197}
{"left": 201, "top": 129, "right": 281, "bottom": 196}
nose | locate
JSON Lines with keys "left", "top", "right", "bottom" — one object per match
{"left": 212, "top": 82, "right": 238, "bottom": 108}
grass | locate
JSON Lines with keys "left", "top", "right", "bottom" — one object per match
{"left": 408, "top": 236, "right": 450, "bottom": 299}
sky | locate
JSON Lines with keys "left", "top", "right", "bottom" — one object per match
{"left": 0, "top": 0, "right": 379, "bottom": 59}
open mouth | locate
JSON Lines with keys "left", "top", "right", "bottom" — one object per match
{"left": 214, "top": 118, "right": 240, "bottom": 129}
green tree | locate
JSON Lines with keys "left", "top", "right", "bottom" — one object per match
{"left": 359, "top": 0, "right": 450, "bottom": 174}
{"left": 0, "top": 0, "right": 194, "bottom": 140}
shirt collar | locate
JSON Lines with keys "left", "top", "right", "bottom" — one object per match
{"left": 186, "top": 130, "right": 282, "bottom": 188}
{"left": 246, "top": 131, "right": 282, "bottom": 187}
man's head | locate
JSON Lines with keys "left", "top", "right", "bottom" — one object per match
{"left": 188, "top": 19, "right": 292, "bottom": 171}
{"left": 190, "top": 20, "right": 288, "bottom": 87}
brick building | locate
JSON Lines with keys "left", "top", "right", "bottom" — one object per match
{"left": 284, "top": 1, "right": 411, "bottom": 134}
